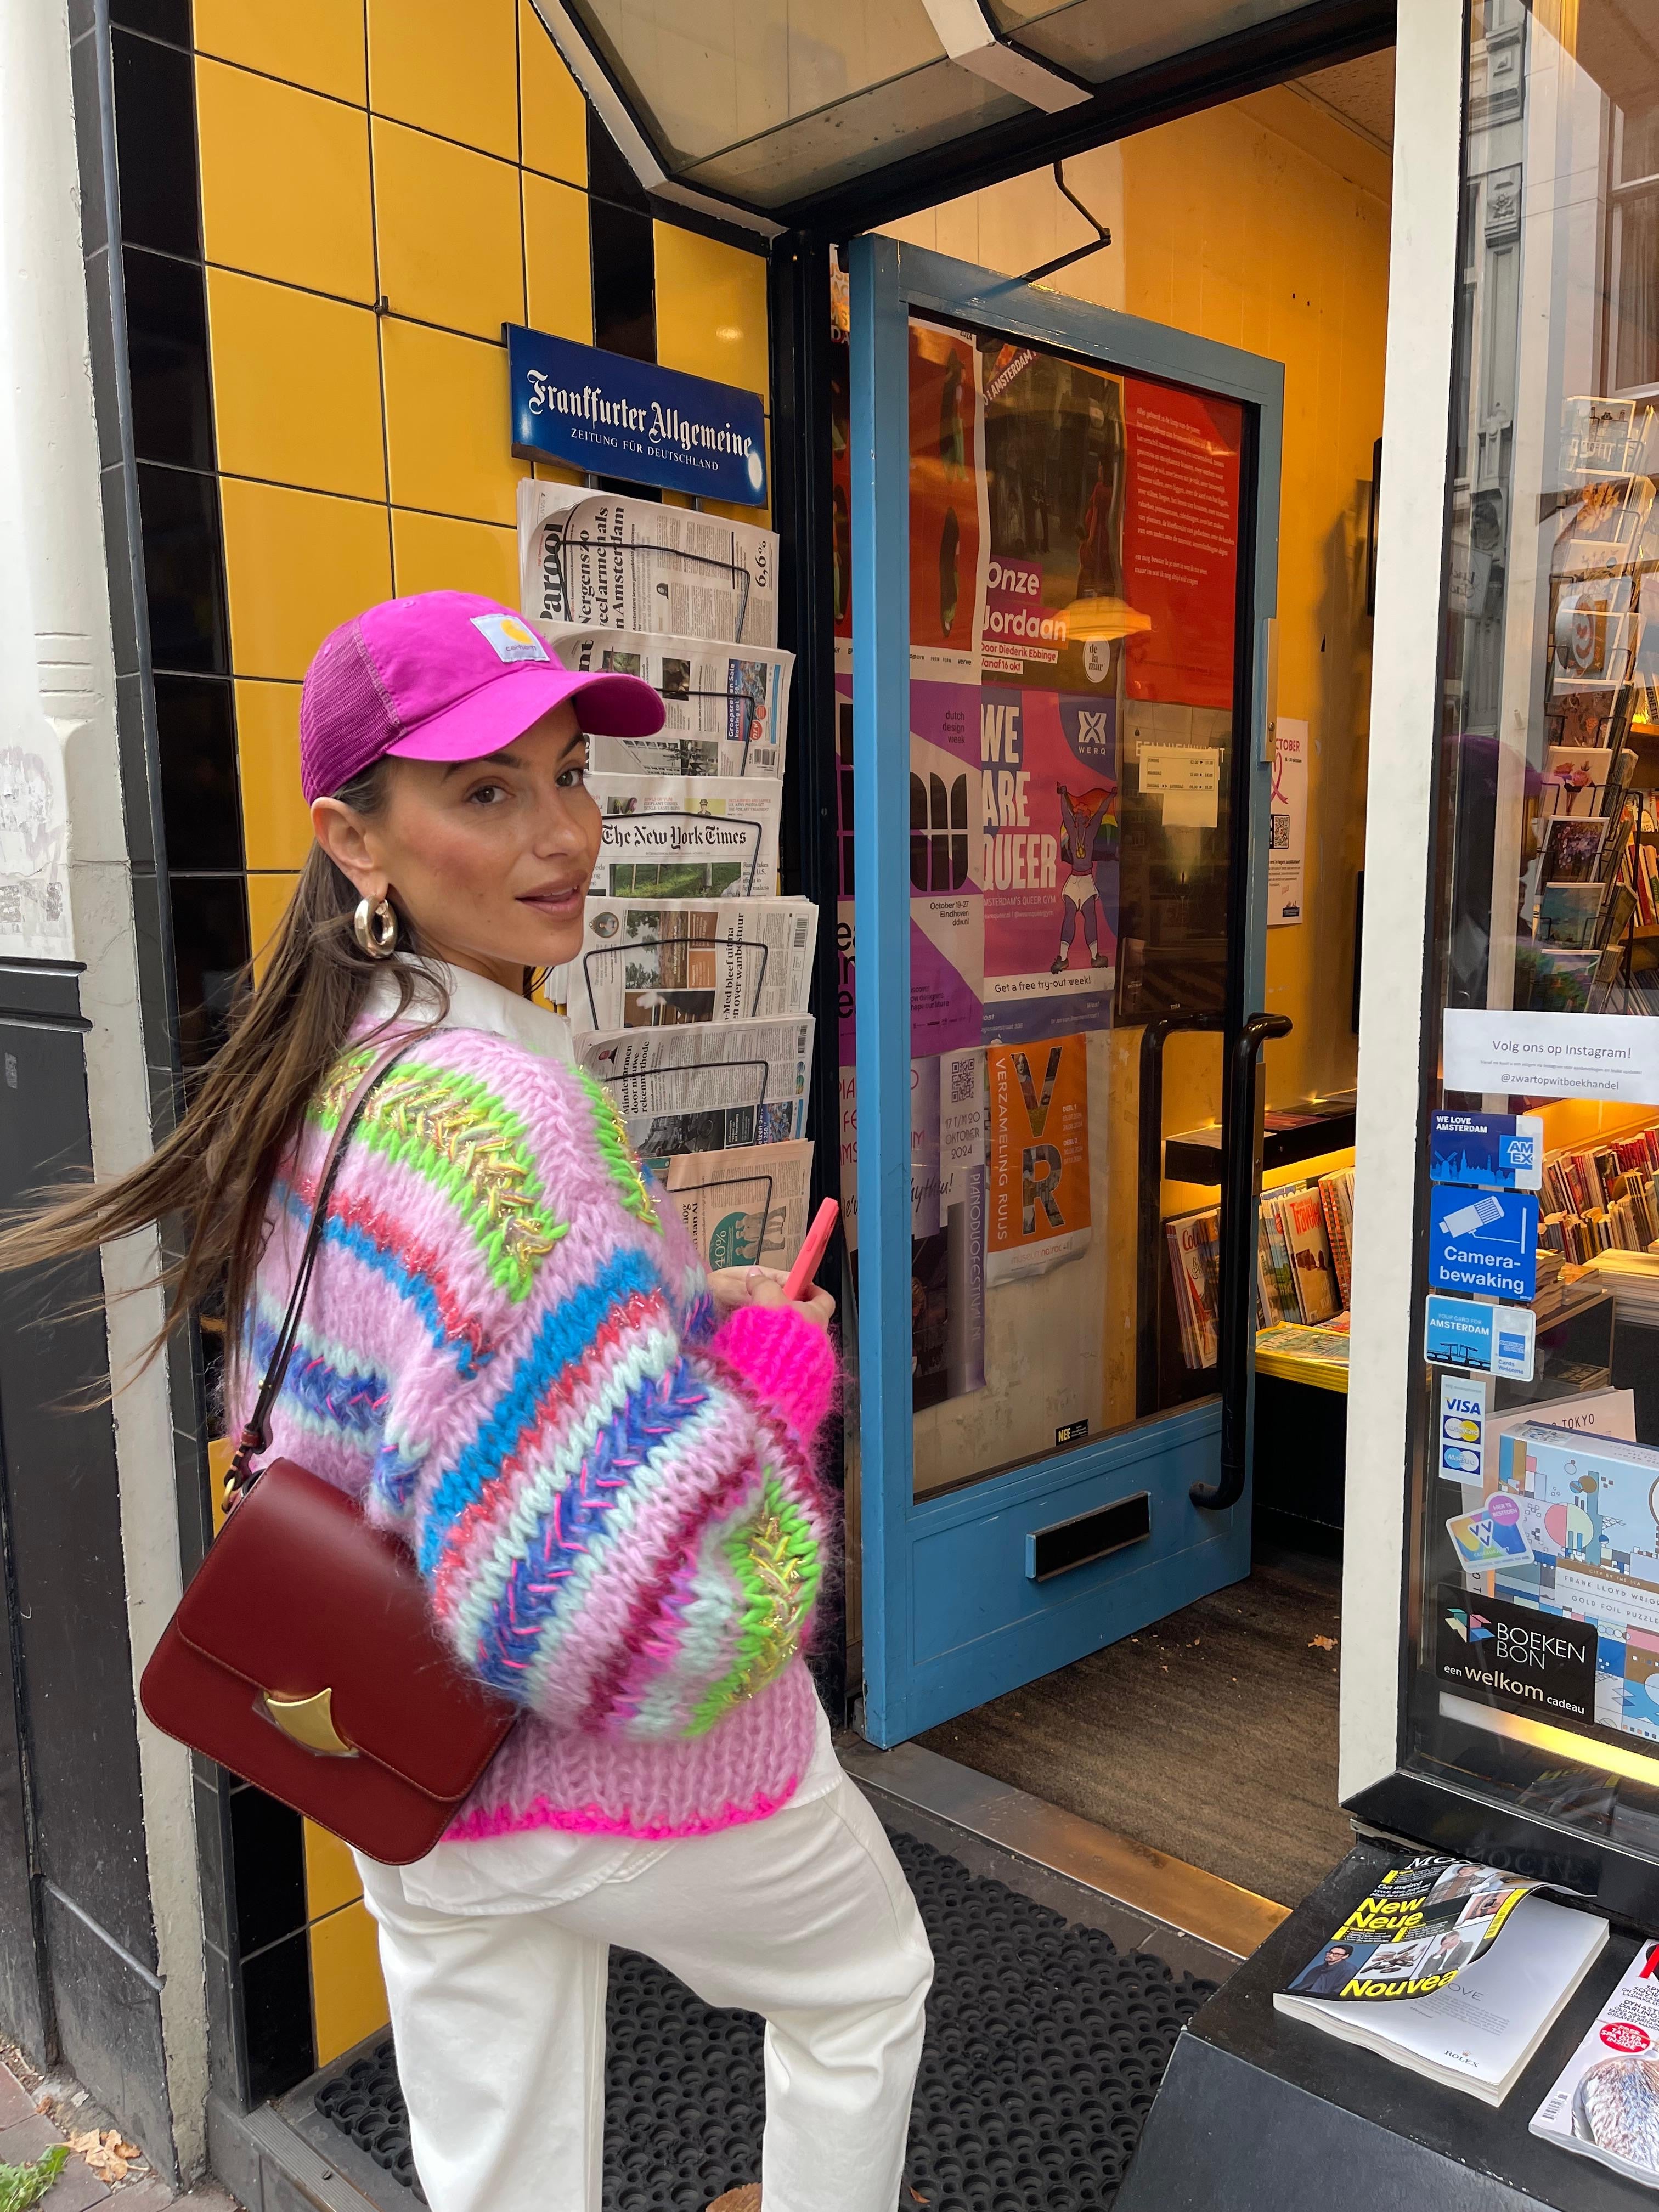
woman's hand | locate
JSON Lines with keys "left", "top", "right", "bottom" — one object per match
{"left": 708, "top": 1263, "right": 835, "bottom": 1333}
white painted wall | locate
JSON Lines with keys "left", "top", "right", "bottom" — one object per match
{"left": 1339, "top": 0, "right": 1466, "bottom": 1803}
{"left": 1, "top": 0, "right": 206, "bottom": 2176}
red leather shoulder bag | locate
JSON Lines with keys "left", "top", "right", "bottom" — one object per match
{"left": 139, "top": 1037, "right": 515, "bottom": 1865}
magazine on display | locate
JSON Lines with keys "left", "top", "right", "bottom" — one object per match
{"left": 576, "top": 1017, "right": 814, "bottom": 1157}
{"left": 1276, "top": 1857, "right": 1606, "bottom": 2104}
{"left": 517, "top": 482, "right": 778, "bottom": 645}
{"left": 559, "top": 898, "right": 817, "bottom": 1034}
{"left": 646, "top": 1141, "right": 815, "bottom": 1276}
{"left": 586, "top": 772, "right": 781, "bottom": 900}
{"left": 1532, "top": 1941, "right": 1659, "bottom": 2183}
{"left": 550, "top": 628, "right": 792, "bottom": 780}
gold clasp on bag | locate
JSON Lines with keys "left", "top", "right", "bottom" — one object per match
{"left": 261, "top": 1686, "right": 358, "bottom": 1758}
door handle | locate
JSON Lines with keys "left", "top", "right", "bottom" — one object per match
{"left": 1135, "top": 1012, "right": 1226, "bottom": 1419}
{"left": 1192, "top": 1011, "right": 1293, "bottom": 1510}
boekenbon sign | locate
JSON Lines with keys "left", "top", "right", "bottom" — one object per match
{"left": 506, "top": 324, "right": 767, "bottom": 507}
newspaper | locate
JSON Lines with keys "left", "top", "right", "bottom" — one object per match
{"left": 577, "top": 1017, "right": 814, "bottom": 1155}
{"left": 518, "top": 482, "right": 778, "bottom": 645}
{"left": 561, "top": 897, "right": 816, "bottom": 1034}
{"left": 1280, "top": 1857, "right": 1551, "bottom": 2004}
{"left": 551, "top": 628, "right": 791, "bottom": 779}
{"left": 648, "top": 1141, "right": 815, "bottom": 1273}
{"left": 587, "top": 772, "right": 781, "bottom": 899}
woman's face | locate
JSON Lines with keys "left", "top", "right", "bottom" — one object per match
{"left": 311, "top": 704, "right": 601, "bottom": 989}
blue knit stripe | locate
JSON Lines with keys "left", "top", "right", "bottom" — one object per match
{"left": 418, "top": 1244, "right": 665, "bottom": 1573}
{"left": 467, "top": 1357, "right": 710, "bottom": 1694}
{"left": 273, "top": 1181, "right": 488, "bottom": 1380}
{"left": 251, "top": 1317, "right": 390, "bottom": 1442}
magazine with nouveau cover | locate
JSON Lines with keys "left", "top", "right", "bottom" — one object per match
{"left": 575, "top": 1017, "right": 814, "bottom": 1156}
{"left": 1532, "top": 1939, "right": 1659, "bottom": 2182}
{"left": 1279, "top": 1893, "right": 1606, "bottom": 2107}
{"left": 559, "top": 897, "right": 816, "bottom": 1033}
{"left": 551, "top": 628, "right": 792, "bottom": 780}
{"left": 517, "top": 482, "right": 778, "bottom": 646}
{"left": 586, "top": 773, "right": 781, "bottom": 900}
{"left": 1279, "top": 1857, "right": 1549, "bottom": 2004}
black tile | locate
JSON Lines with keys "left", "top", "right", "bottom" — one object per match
{"left": 114, "top": 669, "right": 160, "bottom": 870}
{"left": 230, "top": 1786, "right": 308, "bottom": 1960}
{"left": 590, "top": 198, "right": 654, "bottom": 363}
{"left": 99, "top": 462, "right": 143, "bottom": 677}
{"left": 155, "top": 674, "right": 242, "bottom": 870}
{"left": 111, "top": 28, "right": 199, "bottom": 258}
{"left": 127, "top": 866, "right": 184, "bottom": 1130}
{"left": 69, "top": 30, "right": 111, "bottom": 259}
{"left": 194, "top": 1779, "right": 231, "bottom": 1957}
{"left": 136, "top": 461, "right": 228, "bottom": 675}
{"left": 125, "top": 247, "right": 213, "bottom": 469}
{"left": 240, "top": 1928, "right": 315, "bottom": 2107}
{"left": 83, "top": 249, "right": 125, "bottom": 471}
{"left": 587, "top": 106, "right": 650, "bottom": 212}
{"left": 110, "top": 0, "right": 191, "bottom": 41}
{"left": 168, "top": 874, "right": 249, "bottom": 1070}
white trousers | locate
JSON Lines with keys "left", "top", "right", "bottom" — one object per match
{"left": 355, "top": 1761, "right": 934, "bottom": 2212}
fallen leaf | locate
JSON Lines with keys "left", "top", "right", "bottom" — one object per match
{"left": 1309, "top": 1635, "right": 1338, "bottom": 1651}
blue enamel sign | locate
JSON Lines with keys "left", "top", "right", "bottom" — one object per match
{"left": 506, "top": 324, "right": 768, "bottom": 506}
{"left": 1427, "top": 1186, "right": 1538, "bottom": 1300}
{"left": 1429, "top": 1111, "right": 1543, "bottom": 1192}
{"left": 1424, "top": 1295, "right": 1535, "bottom": 1380}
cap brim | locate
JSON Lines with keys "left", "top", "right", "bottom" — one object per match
{"left": 384, "top": 665, "right": 665, "bottom": 764}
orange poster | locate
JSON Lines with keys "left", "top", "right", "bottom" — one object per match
{"left": 985, "top": 1034, "right": 1091, "bottom": 1282}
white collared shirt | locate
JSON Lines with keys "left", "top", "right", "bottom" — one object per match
{"left": 362, "top": 958, "right": 575, "bottom": 1064}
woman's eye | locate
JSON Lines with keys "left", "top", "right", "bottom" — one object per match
{"left": 557, "top": 761, "right": 588, "bottom": 789}
{"left": 466, "top": 782, "right": 507, "bottom": 806}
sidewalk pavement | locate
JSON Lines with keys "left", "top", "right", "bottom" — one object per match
{"left": 0, "top": 2053, "right": 242, "bottom": 2211}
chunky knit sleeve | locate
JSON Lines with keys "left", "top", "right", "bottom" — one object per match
{"left": 255, "top": 1029, "right": 835, "bottom": 1745}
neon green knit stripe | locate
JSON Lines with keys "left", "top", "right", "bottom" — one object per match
{"left": 309, "top": 1056, "right": 565, "bottom": 1299}
{"left": 578, "top": 1069, "right": 659, "bottom": 1229}
{"left": 686, "top": 1476, "right": 821, "bottom": 1736}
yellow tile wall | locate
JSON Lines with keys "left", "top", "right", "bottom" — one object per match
{"left": 310, "top": 1900, "right": 390, "bottom": 2067}
{"left": 191, "top": 2, "right": 773, "bottom": 891}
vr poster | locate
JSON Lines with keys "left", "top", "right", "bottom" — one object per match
{"left": 985, "top": 1034, "right": 1092, "bottom": 1284}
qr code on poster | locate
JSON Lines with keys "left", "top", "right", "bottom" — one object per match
{"left": 1270, "top": 815, "right": 1290, "bottom": 849}
{"left": 950, "top": 1058, "right": 976, "bottom": 1104}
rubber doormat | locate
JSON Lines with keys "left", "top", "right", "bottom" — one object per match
{"left": 314, "top": 1826, "right": 1218, "bottom": 2211}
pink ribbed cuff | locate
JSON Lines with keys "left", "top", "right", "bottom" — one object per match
{"left": 710, "top": 1304, "right": 838, "bottom": 1446}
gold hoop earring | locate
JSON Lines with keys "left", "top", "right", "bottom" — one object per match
{"left": 353, "top": 895, "right": 399, "bottom": 960}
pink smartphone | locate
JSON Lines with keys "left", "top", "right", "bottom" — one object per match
{"left": 781, "top": 1198, "right": 839, "bottom": 1303}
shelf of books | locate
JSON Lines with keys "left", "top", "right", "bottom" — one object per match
{"left": 1165, "top": 1150, "right": 1357, "bottom": 1396}
{"left": 516, "top": 486, "right": 817, "bottom": 1274}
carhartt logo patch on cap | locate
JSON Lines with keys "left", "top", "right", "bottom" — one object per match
{"left": 471, "top": 612, "right": 549, "bottom": 664}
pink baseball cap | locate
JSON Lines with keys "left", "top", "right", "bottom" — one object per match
{"left": 298, "top": 590, "right": 665, "bottom": 804}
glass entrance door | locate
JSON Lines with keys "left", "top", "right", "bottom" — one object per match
{"left": 844, "top": 236, "right": 1285, "bottom": 1743}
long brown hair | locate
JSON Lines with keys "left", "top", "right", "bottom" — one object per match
{"left": 0, "top": 764, "right": 442, "bottom": 1376}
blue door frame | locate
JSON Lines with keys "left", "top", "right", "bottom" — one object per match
{"left": 849, "top": 234, "right": 1284, "bottom": 1747}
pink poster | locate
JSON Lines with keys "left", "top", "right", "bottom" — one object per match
{"left": 980, "top": 688, "right": 1118, "bottom": 1045}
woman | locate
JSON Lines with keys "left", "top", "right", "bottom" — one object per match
{"left": 3, "top": 591, "right": 933, "bottom": 2212}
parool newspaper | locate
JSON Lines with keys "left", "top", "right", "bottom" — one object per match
{"left": 518, "top": 482, "right": 778, "bottom": 646}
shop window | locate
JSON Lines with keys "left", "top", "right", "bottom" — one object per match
{"left": 1610, "top": 103, "right": 1659, "bottom": 398}
{"left": 1406, "top": 4, "right": 1659, "bottom": 1858}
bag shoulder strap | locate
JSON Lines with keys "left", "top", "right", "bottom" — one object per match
{"left": 224, "top": 1033, "right": 416, "bottom": 1504}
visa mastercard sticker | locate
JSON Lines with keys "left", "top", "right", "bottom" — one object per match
{"left": 1438, "top": 1375, "right": 1489, "bottom": 1483}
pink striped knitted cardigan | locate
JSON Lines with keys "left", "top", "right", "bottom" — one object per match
{"left": 237, "top": 1024, "right": 837, "bottom": 1843}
